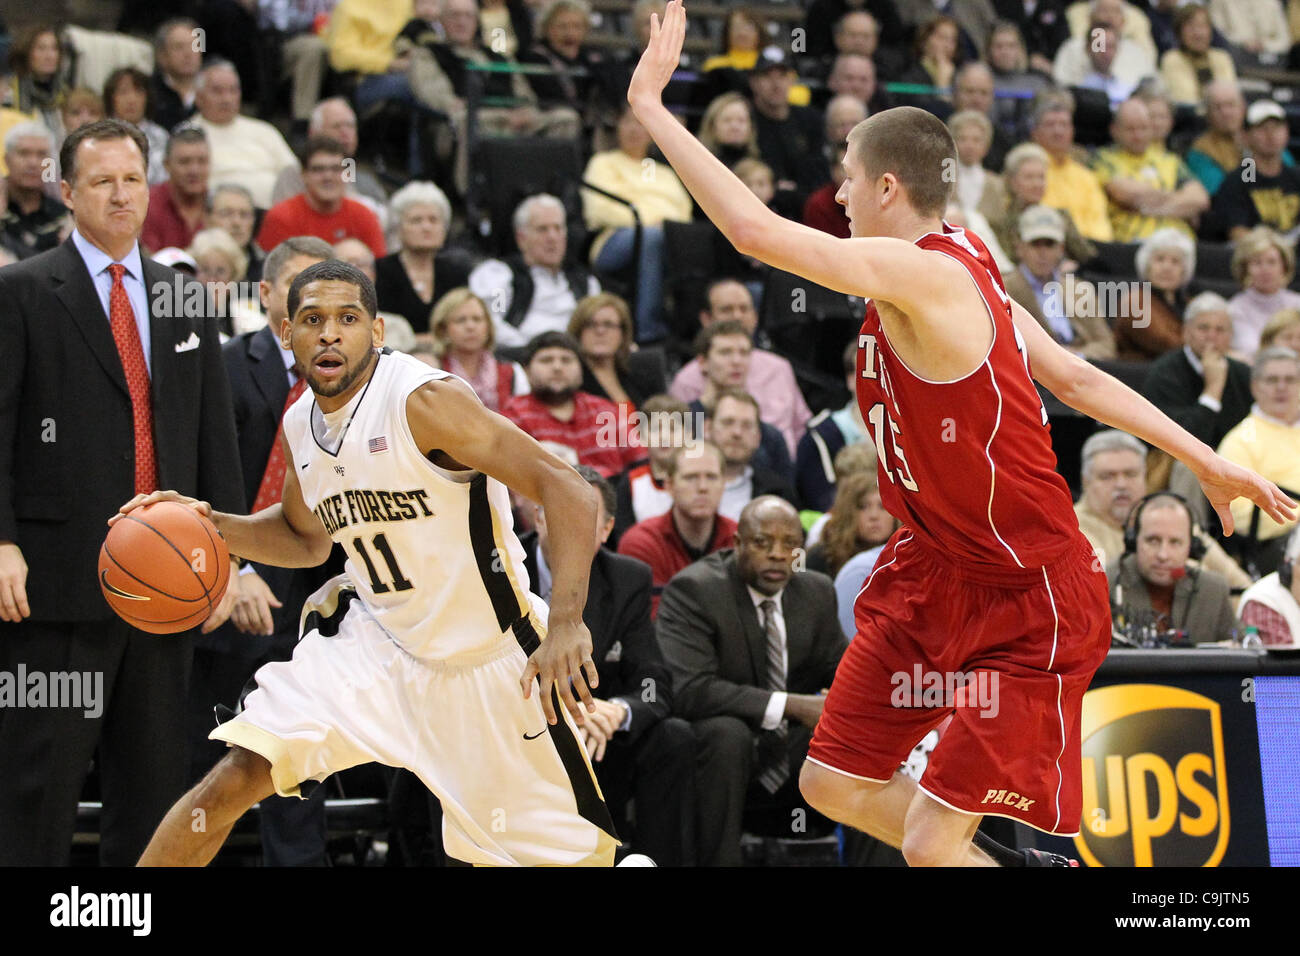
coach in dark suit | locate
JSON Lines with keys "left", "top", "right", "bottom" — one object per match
{"left": 523, "top": 465, "right": 696, "bottom": 865}
{"left": 189, "top": 235, "right": 338, "bottom": 865}
{"left": 0, "top": 119, "right": 244, "bottom": 865}
{"left": 657, "top": 496, "right": 847, "bottom": 866}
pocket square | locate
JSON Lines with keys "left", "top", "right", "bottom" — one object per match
{"left": 174, "top": 332, "right": 200, "bottom": 352}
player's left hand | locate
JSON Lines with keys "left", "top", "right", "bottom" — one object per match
{"left": 521, "top": 617, "right": 599, "bottom": 725}
{"left": 201, "top": 572, "right": 238, "bottom": 634}
{"left": 627, "top": 0, "right": 686, "bottom": 111}
{"left": 1195, "top": 453, "right": 1297, "bottom": 535}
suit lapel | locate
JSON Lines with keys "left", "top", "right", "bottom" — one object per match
{"left": 142, "top": 258, "right": 172, "bottom": 407}
{"left": 729, "top": 560, "right": 767, "bottom": 685}
{"left": 51, "top": 241, "right": 129, "bottom": 397}
{"left": 584, "top": 552, "right": 614, "bottom": 662}
{"left": 249, "top": 325, "right": 291, "bottom": 415}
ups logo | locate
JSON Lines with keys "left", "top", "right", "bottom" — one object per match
{"left": 1074, "top": 684, "right": 1229, "bottom": 867}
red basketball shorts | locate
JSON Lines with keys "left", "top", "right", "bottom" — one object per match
{"left": 807, "top": 529, "right": 1112, "bottom": 835}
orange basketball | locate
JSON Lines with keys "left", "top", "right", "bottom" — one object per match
{"left": 98, "top": 501, "right": 231, "bottom": 634}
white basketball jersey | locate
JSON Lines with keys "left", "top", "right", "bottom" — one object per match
{"left": 283, "top": 349, "right": 536, "bottom": 660}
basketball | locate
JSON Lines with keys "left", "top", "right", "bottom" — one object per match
{"left": 98, "top": 501, "right": 231, "bottom": 634}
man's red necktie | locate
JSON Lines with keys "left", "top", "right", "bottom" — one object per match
{"left": 251, "top": 375, "right": 309, "bottom": 512}
{"left": 107, "top": 263, "right": 157, "bottom": 495}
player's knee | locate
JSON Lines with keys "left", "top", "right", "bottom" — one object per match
{"left": 900, "top": 825, "right": 961, "bottom": 868}
{"left": 798, "top": 762, "right": 882, "bottom": 819}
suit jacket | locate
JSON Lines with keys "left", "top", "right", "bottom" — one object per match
{"left": 1142, "top": 347, "right": 1253, "bottom": 450}
{"left": 222, "top": 325, "right": 337, "bottom": 637}
{"left": 656, "top": 550, "right": 847, "bottom": 726}
{"left": 1002, "top": 268, "right": 1116, "bottom": 360}
{"left": 0, "top": 239, "right": 243, "bottom": 621}
{"left": 520, "top": 532, "right": 673, "bottom": 744}
{"left": 1107, "top": 554, "right": 1236, "bottom": 645}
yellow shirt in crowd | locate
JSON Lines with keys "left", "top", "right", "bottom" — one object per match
{"left": 1092, "top": 144, "right": 1197, "bottom": 242}
{"left": 1218, "top": 411, "right": 1300, "bottom": 541}
{"left": 1042, "top": 152, "right": 1114, "bottom": 242}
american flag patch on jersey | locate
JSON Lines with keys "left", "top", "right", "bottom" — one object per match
{"left": 368, "top": 436, "right": 388, "bottom": 453}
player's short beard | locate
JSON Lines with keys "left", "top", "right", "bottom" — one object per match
{"left": 312, "top": 345, "right": 377, "bottom": 398}
{"left": 532, "top": 384, "right": 578, "bottom": 406}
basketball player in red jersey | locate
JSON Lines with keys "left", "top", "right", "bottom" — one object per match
{"left": 630, "top": 1, "right": 1296, "bottom": 867}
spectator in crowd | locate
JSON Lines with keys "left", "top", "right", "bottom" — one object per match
{"left": 4, "top": 23, "right": 67, "bottom": 139}
{"left": 1207, "top": 99, "right": 1300, "bottom": 241}
{"left": 329, "top": 0, "right": 417, "bottom": 107}
{"left": 1143, "top": 291, "right": 1253, "bottom": 449}
{"left": 833, "top": 540, "right": 888, "bottom": 639}
{"left": 0, "top": 122, "right": 67, "bottom": 261}
{"left": 898, "top": 14, "right": 963, "bottom": 94}
{"left": 747, "top": 47, "right": 829, "bottom": 220}
{"left": 1107, "top": 492, "right": 1236, "bottom": 644}
{"left": 950, "top": 110, "right": 1007, "bottom": 225}
{"left": 1261, "top": 308, "right": 1300, "bottom": 352}
{"left": 142, "top": 126, "right": 210, "bottom": 254}
{"left": 1136, "top": 82, "right": 1177, "bottom": 149}
{"left": 1114, "top": 226, "right": 1196, "bottom": 360}
{"left": 407, "top": 0, "right": 580, "bottom": 190}
{"left": 989, "top": 3, "right": 1069, "bottom": 75}
{"left": 520, "top": 0, "right": 614, "bottom": 130}
{"left": 375, "top": 180, "right": 468, "bottom": 335}
{"left": 569, "top": 292, "right": 666, "bottom": 409}
{"left": 825, "top": 55, "right": 880, "bottom": 120}
{"left": 796, "top": 342, "right": 871, "bottom": 513}
{"left": 807, "top": 443, "right": 879, "bottom": 547}
{"left": 804, "top": 141, "right": 852, "bottom": 239}
{"left": 613, "top": 394, "right": 693, "bottom": 535}
{"left": 1030, "top": 92, "right": 1114, "bottom": 240}
{"left": 1093, "top": 97, "right": 1208, "bottom": 242}
{"left": 149, "top": 17, "right": 203, "bottom": 132}
{"left": 206, "top": 234, "right": 337, "bottom": 867}
{"left": 952, "top": 63, "right": 1015, "bottom": 170}
{"left": 657, "top": 495, "right": 847, "bottom": 867}
{"left": 701, "top": 7, "right": 767, "bottom": 89}
{"left": 60, "top": 88, "right": 104, "bottom": 140}
{"left": 900, "top": 3, "right": 996, "bottom": 60}
{"left": 1159, "top": 3, "right": 1236, "bottom": 106}
{"left": 502, "top": 330, "right": 643, "bottom": 479}
{"left": 256, "top": 0, "right": 335, "bottom": 133}
{"left": 520, "top": 465, "right": 696, "bottom": 864}
{"left": 255, "top": 136, "right": 386, "bottom": 257}
{"left": 698, "top": 91, "right": 760, "bottom": 168}
{"left": 802, "top": 0, "right": 907, "bottom": 62}
{"left": 670, "top": 280, "right": 811, "bottom": 458}
{"left": 478, "top": 0, "right": 534, "bottom": 59}
{"left": 1186, "top": 81, "right": 1267, "bottom": 196}
{"left": 829, "top": 10, "right": 906, "bottom": 87}
{"left": 1208, "top": 0, "right": 1291, "bottom": 58}
{"left": 805, "top": 471, "right": 898, "bottom": 577}
{"left": 701, "top": 389, "right": 799, "bottom": 521}
{"left": 1227, "top": 227, "right": 1300, "bottom": 360}
{"left": 270, "top": 98, "right": 388, "bottom": 216}
{"left": 330, "top": 237, "right": 419, "bottom": 352}
{"left": 471, "top": 193, "right": 601, "bottom": 349}
{"left": 1217, "top": 347, "right": 1300, "bottom": 564}
{"left": 583, "top": 105, "right": 692, "bottom": 342}
{"left": 1002, "top": 205, "right": 1117, "bottom": 358}
{"left": 1074, "top": 428, "right": 1251, "bottom": 586}
{"left": 680, "top": 319, "right": 797, "bottom": 476}
{"left": 1054, "top": 3, "right": 1156, "bottom": 106}
{"left": 1064, "top": 0, "right": 1159, "bottom": 63}
{"left": 824, "top": 94, "right": 868, "bottom": 152}
{"left": 994, "top": 141, "right": 1096, "bottom": 266}
{"left": 208, "top": 182, "right": 264, "bottom": 282}
{"left": 103, "top": 67, "right": 168, "bottom": 186}
{"left": 429, "top": 287, "right": 528, "bottom": 411}
{"left": 188, "top": 225, "right": 253, "bottom": 335}
{"left": 191, "top": 60, "right": 298, "bottom": 211}
{"left": 618, "top": 441, "right": 736, "bottom": 614}
{"left": 1238, "top": 529, "right": 1300, "bottom": 645}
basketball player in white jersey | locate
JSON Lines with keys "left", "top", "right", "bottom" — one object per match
{"left": 118, "top": 260, "right": 620, "bottom": 866}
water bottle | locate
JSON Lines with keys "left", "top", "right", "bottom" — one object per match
{"left": 1242, "top": 626, "right": 1263, "bottom": 650}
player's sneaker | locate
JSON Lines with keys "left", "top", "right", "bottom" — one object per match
{"left": 615, "top": 853, "right": 657, "bottom": 867}
{"left": 1022, "top": 848, "right": 1079, "bottom": 867}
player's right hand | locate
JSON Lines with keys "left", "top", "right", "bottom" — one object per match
{"left": 231, "top": 569, "right": 283, "bottom": 636}
{"left": 520, "top": 617, "right": 598, "bottom": 725}
{"left": 109, "top": 490, "right": 212, "bottom": 526}
{"left": 0, "top": 541, "right": 31, "bottom": 622}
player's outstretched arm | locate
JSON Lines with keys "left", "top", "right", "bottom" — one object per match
{"left": 111, "top": 435, "right": 335, "bottom": 569}
{"left": 1009, "top": 300, "right": 1297, "bottom": 534}
{"left": 625, "top": 0, "right": 964, "bottom": 315}
{"left": 405, "top": 378, "right": 601, "bottom": 725}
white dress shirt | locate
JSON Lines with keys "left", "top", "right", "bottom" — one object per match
{"left": 468, "top": 258, "right": 601, "bottom": 349}
{"left": 73, "top": 230, "right": 152, "bottom": 375}
{"left": 748, "top": 584, "right": 789, "bottom": 731}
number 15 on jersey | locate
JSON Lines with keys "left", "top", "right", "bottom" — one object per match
{"left": 859, "top": 334, "right": 919, "bottom": 493}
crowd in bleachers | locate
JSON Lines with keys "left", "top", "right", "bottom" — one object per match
{"left": 3, "top": 0, "right": 1300, "bottom": 866}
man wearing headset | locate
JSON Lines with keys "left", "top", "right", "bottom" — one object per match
{"left": 1238, "top": 530, "right": 1300, "bottom": 646}
{"left": 1106, "top": 492, "right": 1237, "bottom": 644}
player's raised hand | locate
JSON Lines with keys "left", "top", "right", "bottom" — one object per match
{"left": 520, "top": 617, "right": 599, "bottom": 725}
{"left": 110, "top": 490, "right": 213, "bottom": 526}
{"left": 627, "top": 0, "right": 686, "bottom": 110}
{"left": 1194, "top": 453, "right": 1297, "bottom": 536}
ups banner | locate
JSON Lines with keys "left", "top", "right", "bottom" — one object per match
{"left": 1029, "top": 676, "right": 1269, "bottom": 866}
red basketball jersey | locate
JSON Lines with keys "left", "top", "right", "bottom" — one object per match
{"left": 854, "top": 223, "right": 1081, "bottom": 569}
